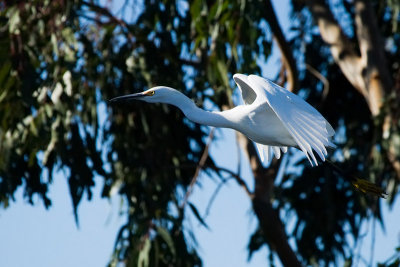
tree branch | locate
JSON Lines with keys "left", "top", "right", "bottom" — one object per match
{"left": 306, "top": 0, "right": 367, "bottom": 97}
{"left": 250, "top": 145, "right": 301, "bottom": 266}
{"left": 264, "top": 0, "right": 299, "bottom": 93}
{"left": 306, "top": 63, "right": 330, "bottom": 103}
{"left": 203, "top": 167, "right": 252, "bottom": 219}
{"left": 81, "top": 1, "right": 134, "bottom": 42}
{"left": 354, "top": 0, "right": 393, "bottom": 115}
{"left": 306, "top": 0, "right": 393, "bottom": 116}
{"left": 203, "top": 177, "right": 229, "bottom": 219}
{"left": 237, "top": 133, "right": 301, "bottom": 267}
{"left": 180, "top": 128, "right": 215, "bottom": 209}
{"left": 179, "top": 58, "right": 201, "bottom": 67}
{"left": 215, "top": 167, "right": 253, "bottom": 197}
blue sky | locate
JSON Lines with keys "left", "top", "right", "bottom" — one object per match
{"left": 1, "top": 1, "right": 399, "bottom": 266}
{"left": 0, "top": 175, "right": 123, "bottom": 266}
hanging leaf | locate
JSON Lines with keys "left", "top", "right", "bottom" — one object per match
{"left": 156, "top": 226, "right": 176, "bottom": 257}
{"left": 138, "top": 238, "right": 151, "bottom": 267}
{"left": 188, "top": 202, "right": 209, "bottom": 229}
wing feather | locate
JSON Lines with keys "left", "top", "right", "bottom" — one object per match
{"left": 256, "top": 143, "right": 265, "bottom": 162}
{"left": 265, "top": 146, "right": 271, "bottom": 163}
{"left": 285, "top": 122, "right": 314, "bottom": 165}
{"left": 294, "top": 121, "right": 326, "bottom": 162}
{"left": 248, "top": 75, "right": 335, "bottom": 165}
{"left": 233, "top": 74, "right": 257, "bottom": 105}
{"left": 256, "top": 143, "right": 287, "bottom": 163}
{"left": 273, "top": 146, "right": 281, "bottom": 159}
{"left": 296, "top": 114, "right": 330, "bottom": 150}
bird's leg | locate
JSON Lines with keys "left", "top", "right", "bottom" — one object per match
{"left": 351, "top": 178, "right": 388, "bottom": 198}
{"left": 325, "top": 160, "right": 387, "bottom": 198}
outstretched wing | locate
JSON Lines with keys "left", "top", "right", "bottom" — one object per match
{"left": 248, "top": 74, "right": 335, "bottom": 166}
{"left": 233, "top": 74, "right": 257, "bottom": 105}
{"left": 234, "top": 74, "right": 290, "bottom": 163}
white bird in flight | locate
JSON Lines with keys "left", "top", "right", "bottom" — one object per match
{"left": 110, "top": 73, "right": 335, "bottom": 166}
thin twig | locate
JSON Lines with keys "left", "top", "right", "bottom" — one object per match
{"left": 235, "top": 132, "right": 242, "bottom": 179}
{"left": 306, "top": 63, "right": 330, "bottom": 102}
{"left": 180, "top": 128, "right": 215, "bottom": 209}
{"left": 81, "top": 1, "right": 135, "bottom": 42}
{"left": 354, "top": 219, "right": 371, "bottom": 267}
{"left": 263, "top": 0, "right": 299, "bottom": 92}
{"left": 179, "top": 58, "right": 201, "bottom": 67}
{"left": 370, "top": 218, "right": 376, "bottom": 266}
{"left": 216, "top": 167, "right": 253, "bottom": 197}
{"left": 203, "top": 177, "right": 229, "bottom": 219}
{"left": 203, "top": 166, "right": 253, "bottom": 219}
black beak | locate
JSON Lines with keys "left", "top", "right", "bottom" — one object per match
{"left": 109, "top": 92, "right": 145, "bottom": 103}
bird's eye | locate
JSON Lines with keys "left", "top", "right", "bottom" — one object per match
{"left": 148, "top": 91, "right": 155, "bottom": 96}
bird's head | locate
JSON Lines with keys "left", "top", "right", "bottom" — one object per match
{"left": 109, "top": 86, "right": 179, "bottom": 104}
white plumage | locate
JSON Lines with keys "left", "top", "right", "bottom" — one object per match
{"left": 233, "top": 74, "right": 335, "bottom": 165}
{"left": 110, "top": 73, "right": 335, "bottom": 166}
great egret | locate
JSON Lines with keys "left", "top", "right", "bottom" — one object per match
{"left": 111, "top": 74, "right": 334, "bottom": 166}
{"left": 110, "top": 73, "right": 386, "bottom": 197}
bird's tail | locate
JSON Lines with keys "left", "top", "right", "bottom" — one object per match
{"left": 326, "top": 160, "right": 387, "bottom": 198}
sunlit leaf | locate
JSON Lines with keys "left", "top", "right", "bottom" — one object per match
{"left": 138, "top": 238, "right": 151, "bottom": 267}
{"left": 156, "top": 226, "right": 176, "bottom": 257}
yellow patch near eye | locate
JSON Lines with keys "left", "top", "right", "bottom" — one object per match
{"left": 145, "top": 90, "right": 155, "bottom": 96}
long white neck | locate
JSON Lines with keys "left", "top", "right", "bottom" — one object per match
{"left": 162, "top": 90, "right": 233, "bottom": 128}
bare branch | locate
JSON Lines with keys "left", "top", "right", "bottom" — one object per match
{"left": 306, "top": 0, "right": 393, "bottom": 116}
{"left": 202, "top": 159, "right": 252, "bottom": 219}
{"left": 387, "top": 145, "right": 400, "bottom": 180}
{"left": 264, "top": 0, "right": 299, "bottom": 93}
{"left": 216, "top": 167, "right": 253, "bottom": 197}
{"left": 354, "top": 0, "right": 393, "bottom": 114}
{"left": 203, "top": 177, "right": 229, "bottom": 219}
{"left": 370, "top": 218, "right": 377, "bottom": 266}
{"left": 306, "top": 63, "right": 330, "bottom": 102}
{"left": 238, "top": 134, "right": 301, "bottom": 266}
{"left": 81, "top": 1, "right": 135, "bottom": 42}
{"left": 202, "top": 166, "right": 253, "bottom": 219}
{"left": 306, "top": 0, "right": 366, "bottom": 97}
{"left": 179, "top": 58, "right": 201, "bottom": 67}
{"left": 180, "top": 128, "right": 215, "bottom": 209}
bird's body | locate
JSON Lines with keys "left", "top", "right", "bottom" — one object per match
{"left": 110, "top": 73, "right": 388, "bottom": 197}
{"left": 111, "top": 73, "right": 334, "bottom": 165}
{"left": 158, "top": 89, "right": 297, "bottom": 146}
{"left": 210, "top": 104, "right": 295, "bottom": 147}
{"left": 229, "top": 104, "right": 296, "bottom": 147}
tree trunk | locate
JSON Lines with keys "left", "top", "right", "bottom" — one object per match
{"left": 306, "top": 0, "right": 392, "bottom": 115}
{"left": 238, "top": 133, "right": 302, "bottom": 267}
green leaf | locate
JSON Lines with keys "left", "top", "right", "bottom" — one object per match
{"left": 188, "top": 202, "right": 209, "bottom": 229}
{"left": 138, "top": 238, "right": 151, "bottom": 267}
{"left": 247, "top": 227, "right": 265, "bottom": 260}
{"left": 0, "top": 60, "right": 11, "bottom": 86}
{"left": 8, "top": 7, "right": 21, "bottom": 34}
{"left": 51, "top": 33, "right": 59, "bottom": 57}
{"left": 217, "top": 60, "right": 229, "bottom": 87}
{"left": 156, "top": 226, "right": 176, "bottom": 257}
{"left": 61, "top": 27, "right": 78, "bottom": 48}
{"left": 190, "top": 0, "right": 203, "bottom": 19}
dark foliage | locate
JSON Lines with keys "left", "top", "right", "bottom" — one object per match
{"left": 0, "top": 0, "right": 399, "bottom": 266}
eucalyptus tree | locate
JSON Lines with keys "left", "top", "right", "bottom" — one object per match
{"left": 0, "top": 0, "right": 399, "bottom": 266}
